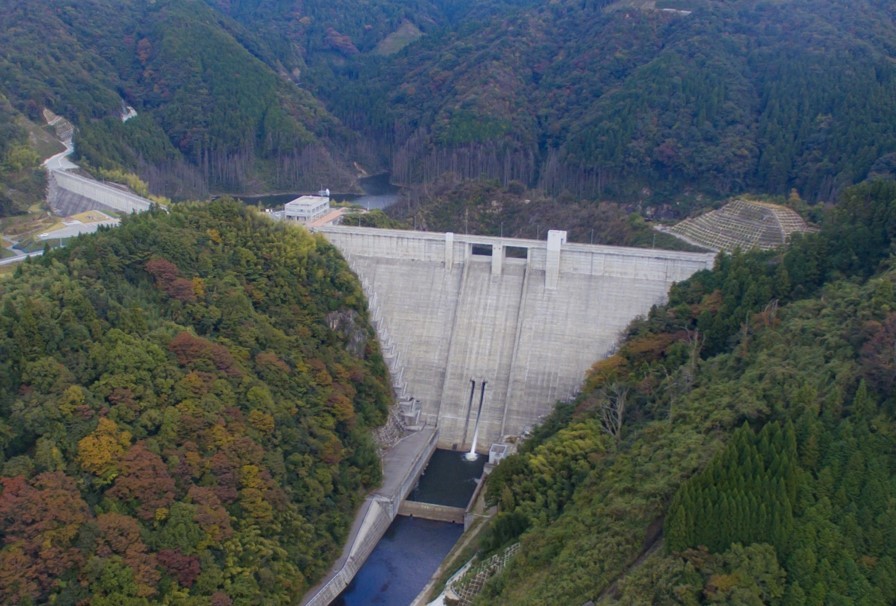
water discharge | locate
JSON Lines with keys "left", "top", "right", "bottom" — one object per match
{"left": 465, "top": 380, "right": 487, "bottom": 461}
{"left": 410, "top": 449, "right": 486, "bottom": 507}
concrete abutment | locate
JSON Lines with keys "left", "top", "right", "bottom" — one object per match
{"left": 49, "top": 170, "right": 153, "bottom": 216}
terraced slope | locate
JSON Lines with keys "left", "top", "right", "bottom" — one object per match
{"left": 665, "top": 199, "right": 811, "bottom": 252}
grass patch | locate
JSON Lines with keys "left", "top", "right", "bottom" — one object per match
{"left": 374, "top": 20, "right": 423, "bottom": 56}
{"left": 425, "top": 516, "right": 491, "bottom": 603}
{"left": 20, "top": 117, "right": 65, "bottom": 160}
{"left": 0, "top": 211, "right": 56, "bottom": 239}
{"left": 70, "top": 210, "right": 113, "bottom": 223}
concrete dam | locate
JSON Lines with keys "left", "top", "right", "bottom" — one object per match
{"left": 318, "top": 226, "right": 715, "bottom": 452}
{"left": 302, "top": 226, "right": 713, "bottom": 605}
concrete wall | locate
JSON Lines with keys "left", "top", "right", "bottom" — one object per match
{"left": 49, "top": 170, "right": 153, "bottom": 215}
{"left": 318, "top": 226, "right": 714, "bottom": 451}
{"left": 398, "top": 501, "right": 466, "bottom": 524}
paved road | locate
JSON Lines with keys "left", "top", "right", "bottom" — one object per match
{"left": 43, "top": 139, "right": 77, "bottom": 172}
{"left": 0, "top": 250, "right": 43, "bottom": 267}
{"left": 300, "top": 427, "right": 438, "bottom": 606}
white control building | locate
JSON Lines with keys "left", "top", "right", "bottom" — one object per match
{"left": 284, "top": 191, "right": 330, "bottom": 224}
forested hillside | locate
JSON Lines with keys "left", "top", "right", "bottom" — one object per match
{"left": 4, "top": 2, "right": 896, "bottom": 603}
{"left": 0, "top": 94, "right": 46, "bottom": 216}
{"left": 473, "top": 180, "right": 896, "bottom": 604}
{"left": 334, "top": 0, "right": 896, "bottom": 205}
{"left": 0, "top": 0, "right": 362, "bottom": 199}
{"left": 4, "top": 0, "right": 895, "bottom": 214}
{"left": 0, "top": 201, "right": 391, "bottom": 604}
{"left": 203, "top": 0, "right": 541, "bottom": 69}
{"left": 391, "top": 175, "right": 702, "bottom": 249}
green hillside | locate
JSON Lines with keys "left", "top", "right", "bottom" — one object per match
{"left": 0, "top": 94, "right": 46, "bottom": 216}
{"left": 2, "top": 1, "right": 896, "bottom": 601}
{"left": 3, "top": 0, "right": 895, "bottom": 215}
{"left": 0, "top": 0, "right": 359, "bottom": 199}
{"left": 471, "top": 180, "right": 896, "bottom": 604}
{"left": 335, "top": 0, "right": 896, "bottom": 204}
{"left": 0, "top": 201, "right": 391, "bottom": 604}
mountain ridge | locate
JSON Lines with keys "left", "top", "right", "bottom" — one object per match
{"left": 3, "top": 0, "right": 895, "bottom": 212}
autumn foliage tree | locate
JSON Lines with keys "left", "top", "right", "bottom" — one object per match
{"left": 0, "top": 201, "right": 391, "bottom": 604}
{"left": 146, "top": 257, "right": 198, "bottom": 303}
{"left": 107, "top": 442, "right": 176, "bottom": 521}
{"left": 0, "top": 473, "right": 90, "bottom": 602}
{"left": 77, "top": 418, "right": 131, "bottom": 483}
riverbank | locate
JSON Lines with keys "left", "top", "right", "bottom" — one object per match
{"left": 334, "top": 517, "right": 463, "bottom": 605}
{"left": 299, "top": 428, "right": 438, "bottom": 606}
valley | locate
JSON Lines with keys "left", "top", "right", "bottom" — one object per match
{"left": 1, "top": 1, "right": 896, "bottom": 605}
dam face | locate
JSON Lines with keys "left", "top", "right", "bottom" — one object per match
{"left": 318, "top": 226, "right": 714, "bottom": 451}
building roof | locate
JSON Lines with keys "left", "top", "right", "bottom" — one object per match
{"left": 285, "top": 195, "right": 329, "bottom": 210}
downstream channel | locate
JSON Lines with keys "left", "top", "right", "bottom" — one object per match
{"left": 334, "top": 450, "right": 487, "bottom": 605}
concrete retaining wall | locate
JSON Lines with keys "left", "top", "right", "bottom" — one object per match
{"left": 49, "top": 170, "right": 153, "bottom": 215}
{"left": 300, "top": 428, "right": 438, "bottom": 606}
{"left": 318, "top": 226, "right": 714, "bottom": 451}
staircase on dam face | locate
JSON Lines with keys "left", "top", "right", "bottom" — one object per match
{"left": 349, "top": 254, "right": 464, "bottom": 428}
{"left": 438, "top": 259, "right": 527, "bottom": 452}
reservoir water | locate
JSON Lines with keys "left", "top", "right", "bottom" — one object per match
{"left": 349, "top": 173, "right": 400, "bottom": 211}
{"left": 334, "top": 450, "right": 486, "bottom": 605}
{"left": 237, "top": 173, "right": 399, "bottom": 211}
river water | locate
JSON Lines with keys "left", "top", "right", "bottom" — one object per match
{"left": 333, "top": 450, "right": 487, "bottom": 605}
{"left": 332, "top": 517, "right": 462, "bottom": 606}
